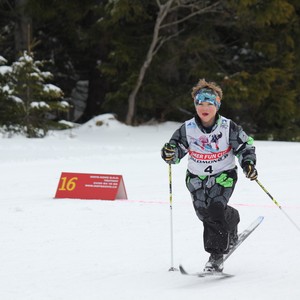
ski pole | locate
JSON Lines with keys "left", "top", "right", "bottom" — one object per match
{"left": 168, "top": 164, "right": 178, "bottom": 271}
{"left": 255, "top": 179, "right": 300, "bottom": 233}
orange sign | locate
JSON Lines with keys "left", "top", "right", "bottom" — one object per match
{"left": 54, "top": 172, "right": 127, "bottom": 200}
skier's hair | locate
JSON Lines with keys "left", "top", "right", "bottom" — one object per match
{"left": 191, "top": 78, "right": 223, "bottom": 101}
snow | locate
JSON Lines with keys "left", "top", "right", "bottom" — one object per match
{"left": 1, "top": 113, "right": 300, "bottom": 300}
{"left": 0, "top": 55, "right": 7, "bottom": 64}
{"left": 30, "top": 101, "right": 50, "bottom": 109}
{"left": 0, "top": 65, "right": 12, "bottom": 75}
{"left": 9, "top": 95, "right": 23, "bottom": 103}
{"left": 43, "top": 83, "right": 63, "bottom": 95}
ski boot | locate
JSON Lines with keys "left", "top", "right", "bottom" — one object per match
{"left": 228, "top": 227, "right": 239, "bottom": 251}
{"left": 203, "top": 253, "right": 224, "bottom": 273}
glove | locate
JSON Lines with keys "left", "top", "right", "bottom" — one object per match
{"left": 161, "top": 143, "right": 179, "bottom": 164}
{"left": 242, "top": 162, "right": 258, "bottom": 181}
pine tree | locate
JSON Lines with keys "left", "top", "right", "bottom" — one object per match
{"left": 0, "top": 51, "right": 68, "bottom": 137}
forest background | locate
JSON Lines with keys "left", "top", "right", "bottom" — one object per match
{"left": 0, "top": 0, "right": 300, "bottom": 141}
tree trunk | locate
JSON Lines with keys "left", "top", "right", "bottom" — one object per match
{"left": 125, "top": 0, "right": 221, "bottom": 125}
{"left": 125, "top": 0, "right": 174, "bottom": 125}
{"left": 14, "top": 0, "right": 32, "bottom": 54}
{"left": 78, "top": 67, "right": 106, "bottom": 123}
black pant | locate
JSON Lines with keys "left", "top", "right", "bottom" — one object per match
{"left": 186, "top": 168, "right": 240, "bottom": 254}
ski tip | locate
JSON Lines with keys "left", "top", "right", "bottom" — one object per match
{"left": 179, "top": 265, "right": 188, "bottom": 275}
{"left": 258, "top": 216, "right": 265, "bottom": 221}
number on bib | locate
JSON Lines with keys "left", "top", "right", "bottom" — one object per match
{"left": 204, "top": 166, "right": 213, "bottom": 174}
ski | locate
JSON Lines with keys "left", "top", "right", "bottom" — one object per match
{"left": 216, "top": 215, "right": 264, "bottom": 267}
{"left": 179, "top": 216, "right": 264, "bottom": 278}
{"left": 179, "top": 265, "right": 234, "bottom": 278}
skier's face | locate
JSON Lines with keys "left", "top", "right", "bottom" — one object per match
{"left": 195, "top": 102, "right": 217, "bottom": 127}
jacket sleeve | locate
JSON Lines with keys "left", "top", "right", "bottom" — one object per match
{"left": 169, "top": 123, "right": 189, "bottom": 160}
{"left": 229, "top": 120, "right": 256, "bottom": 168}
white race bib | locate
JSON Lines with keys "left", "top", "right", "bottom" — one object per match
{"left": 185, "top": 117, "right": 236, "bottom": 175}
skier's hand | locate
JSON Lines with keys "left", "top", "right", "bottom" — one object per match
{"left": 161, "top": 143, "right": 179, "bottom": 164}
{"left": 243, "top": 162, "right": 258, "bottom": 180}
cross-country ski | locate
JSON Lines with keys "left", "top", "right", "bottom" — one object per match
{"left": 179, "top": 216, "right": 264, "bottom": 277}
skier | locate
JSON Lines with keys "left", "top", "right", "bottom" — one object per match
{"left": 161, "top": 78, "right": 258, "bottom": 272}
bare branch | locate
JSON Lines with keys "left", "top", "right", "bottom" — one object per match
{"left": 126, "top": 0, "right": 176, "bottom": 124}
{"left": 161, "top": 1, "right": 221, "bottom": 29}
{"left": 153, "top": 29, "right": 185, "bottom": 56}
{"left": 125, "top": 0, "right": 223, "bottom": 124}
{"left": 169, "top": 0, "right": 211, "bottom": 12}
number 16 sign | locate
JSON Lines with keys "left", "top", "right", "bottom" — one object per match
{"left": 54, "top": 172, "right": 128, "bottom": 200}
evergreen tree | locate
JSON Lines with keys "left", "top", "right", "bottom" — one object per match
{"left": 216, "top": 0, "right": 299, "bottom": 140}
{"left": 0, "top": 51, "right": 68, "bottom": 137}
{"left": 1, "top": 0, "right": 299, "bottom": 140}
{"left": 25, "top": 0, "right": 110, "bottom": 122}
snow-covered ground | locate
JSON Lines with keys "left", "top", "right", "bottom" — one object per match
{"left": 1, "top": 114, "right": 300, "bottom": 300}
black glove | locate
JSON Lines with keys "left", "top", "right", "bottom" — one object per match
{"left": 161, "top": 143, "right": 179, "bottom": 164}
{"left": 243, "top": 162, "right": 258, "bottom": 181}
